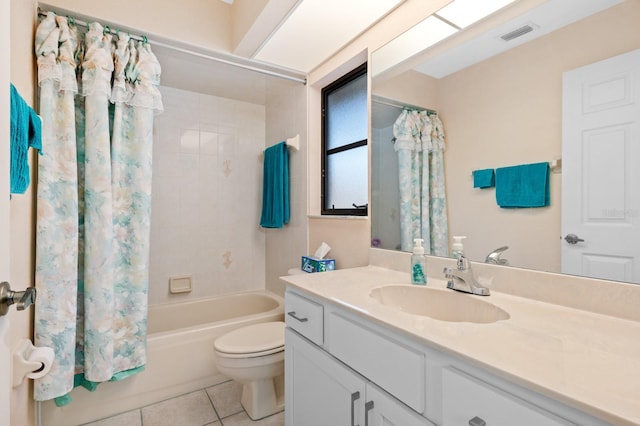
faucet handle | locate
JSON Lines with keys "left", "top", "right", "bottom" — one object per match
{"left": 443, "top": 267, "right": 452, "bottom": 279}
{"left": 456, "top": 254, "right": 469, "bottom": 270}
{"left": 485, "top": 246, "right": 509, "bottom": 264}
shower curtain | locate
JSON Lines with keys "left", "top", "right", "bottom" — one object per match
{"left": 34, "top": 12, "right": 163, "bottom": 405}
{"left": 393, "top": 109, "right": 448, "bottom": 256}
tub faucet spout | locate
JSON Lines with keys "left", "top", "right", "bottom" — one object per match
{"left": 443, "top": 254, "right": 490, "bottom": 296}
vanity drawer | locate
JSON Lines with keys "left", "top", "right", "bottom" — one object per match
{"left": 442, "top": 367, "right": 575, "bottom": 426}
{"left": 285, "top": 291, "right": 324, "bottom": 345}
{"left": 327, "top": 311, "right": 425, "bottom": 414}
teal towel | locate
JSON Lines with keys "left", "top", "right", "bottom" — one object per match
{"left": 472, "top": 168, "right": 495, "bottom": 188}
{"left": 10, "top": 84, "right": 42, "bottom": 194}
{"left": 495, "top": 162, "right": 550, "bottom": 208}
{"left": 260, "top": 142, "right": 290, "bottom": 228}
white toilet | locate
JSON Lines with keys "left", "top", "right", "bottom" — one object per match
{"left": 214, "top": 321, "right": 285, "bottom": 420}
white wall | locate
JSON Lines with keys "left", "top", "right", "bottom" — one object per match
{"left": 149, "top": 86, "right": 267, "bottom": 305}
{"left": 9, "top": 1, "right": 37, "bottom": 425}
{"left": 1, "top": 0, "right": 11, "bottom": 424}
{"left": 43, "top": 0, "right": 232, "bottom": 53}
{"left": 264, "top": 81, "right": 308, "bottom": 296}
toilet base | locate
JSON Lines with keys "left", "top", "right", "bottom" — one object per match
{"left": 241, "top": 373, "right": 284, "bottom": 420}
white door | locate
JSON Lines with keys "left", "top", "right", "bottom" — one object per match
{"left": 562, "top": 49, "right": 640, "bottom": 283}
{"left": 1, "top": 0, "right": 12, "bottom": 423}
{"left": 1, "top": 0, "right": 12, "bottom": 422}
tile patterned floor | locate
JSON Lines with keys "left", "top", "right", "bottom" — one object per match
{"left": 81, "top": 381, "right": 284, "bottom": 426}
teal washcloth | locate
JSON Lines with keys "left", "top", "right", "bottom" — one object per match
{"left": 472, "top": 168, "right": 495, "bottom": 188}
{"left": 495, "top": 162, "right": 550, "bottom": 208}
{"left": 260, "top": 141, "right": 290, "bottom": 228}
{"left": 10, "top": 84, "right": 42, "bottom": 194}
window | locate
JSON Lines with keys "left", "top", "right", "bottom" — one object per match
{"left": 321, "top": 63, "right": 368, "bottom": 216}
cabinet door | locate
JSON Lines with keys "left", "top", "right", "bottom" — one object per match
{"left": 366, "top": 384, "right": 435, "bottom": 426}
{"left": 442, "top": 368, "right": 575, "bottom": 426}
{"left": 286, "top": 328, "right": 366, "bottom": 426}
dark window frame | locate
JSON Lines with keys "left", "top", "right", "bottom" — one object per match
{"left": 321, "top": 62, "right": 368, "bottom": 216}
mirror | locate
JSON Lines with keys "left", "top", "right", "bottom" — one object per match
{"left": 371, "top": 0, "right": 640, "bottom": 279}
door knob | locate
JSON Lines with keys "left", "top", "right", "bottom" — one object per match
{"left": 564, "top": 234, "right": 585, "bottom": 244}
{"left": 0, "top": 281, "right": 37, "bottom": 316}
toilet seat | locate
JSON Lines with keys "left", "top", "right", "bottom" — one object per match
{"left": 214, "top": 321, "right": 284, "bottom": 358}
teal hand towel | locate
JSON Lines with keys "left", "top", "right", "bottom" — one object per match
{"left": 10, "top": 84, "right": 42, "bottom": 195}
{"left": 495, "top": 162, "right": 550, "bottom": 208}
{"left": 260, "top": 142, "right": 290, "bottom": 228}
{"left": 472, "top": 168, "right": 495, "bottom": 188}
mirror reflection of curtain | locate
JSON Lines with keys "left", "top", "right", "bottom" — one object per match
{"left": 393, "top": 109, "right": 448, "bottom": 255}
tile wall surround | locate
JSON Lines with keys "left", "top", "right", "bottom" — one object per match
{"left": 369, "top": 248, "right": 640, "bottom": 322}
{"left": 149, "top": 86, "right": 267, "bottom": 305}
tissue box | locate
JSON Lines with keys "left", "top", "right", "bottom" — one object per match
{"left": 301, "top": 256, "right": 336, "bottom": 273}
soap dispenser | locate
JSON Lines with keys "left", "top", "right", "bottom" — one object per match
{"left": 411, "top": 238, "right": 427, "bottom": 285}
{"left": 451, "top": 236, "right": 467, "bottom": 258}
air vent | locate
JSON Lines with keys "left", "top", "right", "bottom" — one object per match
{"left": 500, "top": 24, "right": 535, "bottom": 42}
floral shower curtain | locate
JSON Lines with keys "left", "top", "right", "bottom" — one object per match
{"left": 34, "top": 12, "right": 163, "bottom": 405}
{"left": 393, "top": 109, "right": 448, "bottom": 256}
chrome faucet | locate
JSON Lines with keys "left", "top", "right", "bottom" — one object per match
{"left": 485, "top": 246, "right": 509, "bottom": 265}
{"left": 443, "top": 254, "right": 490, "bottom": 296}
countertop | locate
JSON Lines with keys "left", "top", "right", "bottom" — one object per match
{"left": 281, "top": 266, "right": 640, "bottom": 426}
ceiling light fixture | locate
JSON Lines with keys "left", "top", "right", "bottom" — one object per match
{"left": 372, "top": 16, "right": 457, "bottom": 76}
{"left": 254, "top": 0, "right": 403, "bottom": 72}
{"left": 436, "top": 0, "right": 517, "bottom": 28}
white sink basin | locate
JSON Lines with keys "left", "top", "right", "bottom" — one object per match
{"left": 370, "top": 284, "right": 510, "bottom": 324}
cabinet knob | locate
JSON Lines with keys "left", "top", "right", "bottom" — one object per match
{"left": 469, "top": 416, "right": 487, "bottom": 426}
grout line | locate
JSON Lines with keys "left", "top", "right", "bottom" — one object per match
{"left": 203, "top": 385, "right": 223, "bottom": 425}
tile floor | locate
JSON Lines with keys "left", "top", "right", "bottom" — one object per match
{"left": 81, "top": 381, "right": 284, "bottom": 426}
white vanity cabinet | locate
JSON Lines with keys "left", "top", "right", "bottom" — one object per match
{"left": 285, "top": 290, "right": 433, "bottom": 426}
{"left": 285, "top": 288, "right": 609, "bottom": 426}
{"left": 285, "top": 329, "right": 432, "bottom": 426}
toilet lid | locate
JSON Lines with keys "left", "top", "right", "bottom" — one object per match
{"left": 214, "top": 321, "right": 285, "bottom": 355}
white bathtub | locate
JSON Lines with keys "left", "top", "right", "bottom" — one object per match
{"left": 40, "top": 290, "right": 284, "bottom": 426}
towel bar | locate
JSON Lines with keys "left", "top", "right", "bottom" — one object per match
{"left": 259, "top": 134, "right": 300, "bottom": 160}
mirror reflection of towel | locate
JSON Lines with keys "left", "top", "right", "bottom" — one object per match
{"left": 260, "top": 141, "right": 290, "bottom": 228}
{"left": 472, "top": 168, "right": 495, "bottom": 188}
{"left": 495, "top": 162, "right": 550, "bottom": 208}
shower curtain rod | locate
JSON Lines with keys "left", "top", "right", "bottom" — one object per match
{"left": 36, "top": 9, "right": 307, "bottom": 85}
{"left": 372, "top": 95, "right": 437, "bottom": 115}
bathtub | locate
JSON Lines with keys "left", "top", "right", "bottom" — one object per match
{"left": 39, "top": 290, "right": 284, "bottom": 426}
